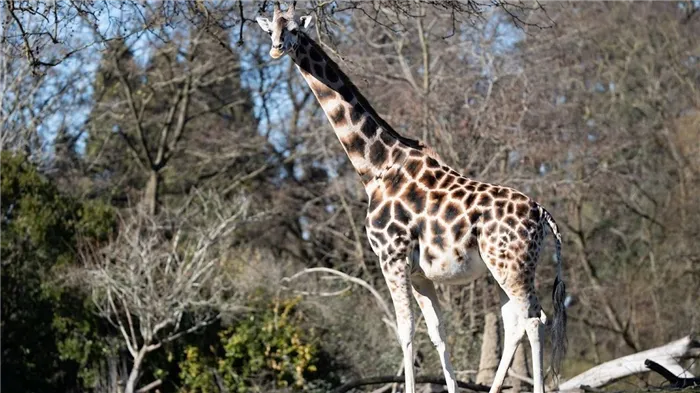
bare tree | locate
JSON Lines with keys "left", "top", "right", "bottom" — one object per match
{"left": 3, "top": 0, "right": 548, "bottom": 75}
{"left": 0, "top": 4, "right": 93, "bottom": 155}
{"left": 520, "top": 1, "right": 699, "bottom": 357}
{"left": 75, "top": 194, "right": 251, "bottom": 393}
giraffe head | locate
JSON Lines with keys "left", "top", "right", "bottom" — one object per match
{"left": 256, "top": 1, "right": 313, "bottom": 59}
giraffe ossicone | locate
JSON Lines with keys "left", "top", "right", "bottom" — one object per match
{"left": 256, "top": 3, "right": 567, "bottom": 393}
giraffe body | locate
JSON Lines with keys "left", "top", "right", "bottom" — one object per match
{"left": 366, "top": 167, "right": 544, "bottom": 294}
{"left": 256, "top": 4, "right": 567, "bottom": 393}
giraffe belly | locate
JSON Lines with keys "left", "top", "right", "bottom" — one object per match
{"left": 417, "top": 247, "right": 489, "bottom": 285}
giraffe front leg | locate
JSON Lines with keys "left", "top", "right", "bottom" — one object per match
{"left": 381, "top": 246, "right": 416, "bottom": 393}
{"left": 411, "top": 276, "right": 458, "bottom": 393}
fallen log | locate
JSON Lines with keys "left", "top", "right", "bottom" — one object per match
{"left": 330, "top": 375, "right": 498, "bottom": 393}
{"left": 559, "top": 335, "right": 700, "bottom": 391}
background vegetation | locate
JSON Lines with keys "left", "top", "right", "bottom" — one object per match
{"left": 2, "top": 1, "right": 699, "bottom": 392}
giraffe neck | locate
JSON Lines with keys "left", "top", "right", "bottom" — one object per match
{"left": 290, "top": 33, "right": 424, "bottom": 184}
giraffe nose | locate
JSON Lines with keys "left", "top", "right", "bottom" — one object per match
{"left": 273, "top": 43, "right": 283, "bottom": 50}
{"left": 270, "top": 46, "right": 284, "bottom": 59}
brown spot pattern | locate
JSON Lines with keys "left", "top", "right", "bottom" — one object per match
{"left": 343, "top": 133, "right": 365, "bottom": 157}
{"left": 330, "top": 105, "right": 346, "bottom": 126}
{"left": 293, "top": 39, "right": 554, "bottom": 316}
{"left": 369, "top": 142, "right": 387, "bottom": 167}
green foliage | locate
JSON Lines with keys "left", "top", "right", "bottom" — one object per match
{"left": 178, "top": 298, "right": 320, "bottom": 393}
{"left": 1, "top": 152, "right": 115, "bottom": 393}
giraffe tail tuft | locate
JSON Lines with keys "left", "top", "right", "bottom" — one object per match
{"left": 541, "top": 206, "right": 567, "bottom": 379}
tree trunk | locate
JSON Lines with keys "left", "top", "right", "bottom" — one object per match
{"left": 143, "top": 170, "right": 160, "bottom": 216}
{"left": 468, "top": 282, "right": 476, "bottom": 332}
{"left": 124, "top": 348, "right": 147, "bottom": 393}
{"left": 477, "top": 312, "right": 500, "bottom": 384}
{"left": 109, "top": 353, "right": 119, "bottom": 393}
{"left": 559, "top": 335, "right": 700, "bottom": 391}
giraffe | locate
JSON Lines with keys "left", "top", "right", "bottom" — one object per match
{"left": 256, "top": 3, "right": 567, "bottom": 393}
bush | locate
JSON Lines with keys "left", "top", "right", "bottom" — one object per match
{"left": 1, "top": 152, "right": 115, "bottom": 392}
{"left": 178, "top": 297, "right": 320, "bottom": 392}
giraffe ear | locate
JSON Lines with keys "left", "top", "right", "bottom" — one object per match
{"left": 299, "top": 15, "right": 314, "bottom": 30}
{"left": 256, "top": 17, "right": 272, "bottom": 33}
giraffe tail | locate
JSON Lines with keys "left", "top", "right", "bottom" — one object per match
{"left": 540, "top": 206, "right": 567, "bottom": 378}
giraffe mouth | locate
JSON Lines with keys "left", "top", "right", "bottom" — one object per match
{"left": 270, "top": 48, "right": 284, "bottom": 59}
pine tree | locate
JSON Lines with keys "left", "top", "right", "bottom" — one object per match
{"left": 84, "top": 25, "right": 261, "bottom": 213}
{"left": 84, "top": 38, "right": 145, "bottom": 205}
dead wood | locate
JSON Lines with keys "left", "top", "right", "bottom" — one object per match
{"left": 559, "top": 335, "right": 700, "bottom": 391}
{"left": 330, "top": 375, "right": 499, "bottom": 393}
{"left": 645, "top": 359, "right": 700, "bottom": 388}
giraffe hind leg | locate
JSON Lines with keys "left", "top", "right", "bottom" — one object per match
{"left": 525, "top": 311, "right": 545, "bottom": 393}
{"left": 489, "top": 286, "right": 526, "bottom": 393}
{"left": 488, "top": 284, "right": 546, "bottom": 393}
{"left": 477, "top": 227, "right": 546, "bottom": 392}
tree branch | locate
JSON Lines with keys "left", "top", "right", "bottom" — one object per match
{"left": 331, "top": 375, "right": 494, "bottom": 393}
{"left": 645, "top": 360, "right": 700, "bottom": 388}
{"left": 282, "top": 267, "right": 397, "bottom": 338}
{"left": 135, "top": 379, "right": 162, "bottom": 393}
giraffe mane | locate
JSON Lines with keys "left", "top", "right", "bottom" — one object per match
{"left": 421, "top": 144, "right": 443, "bottom": 162}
